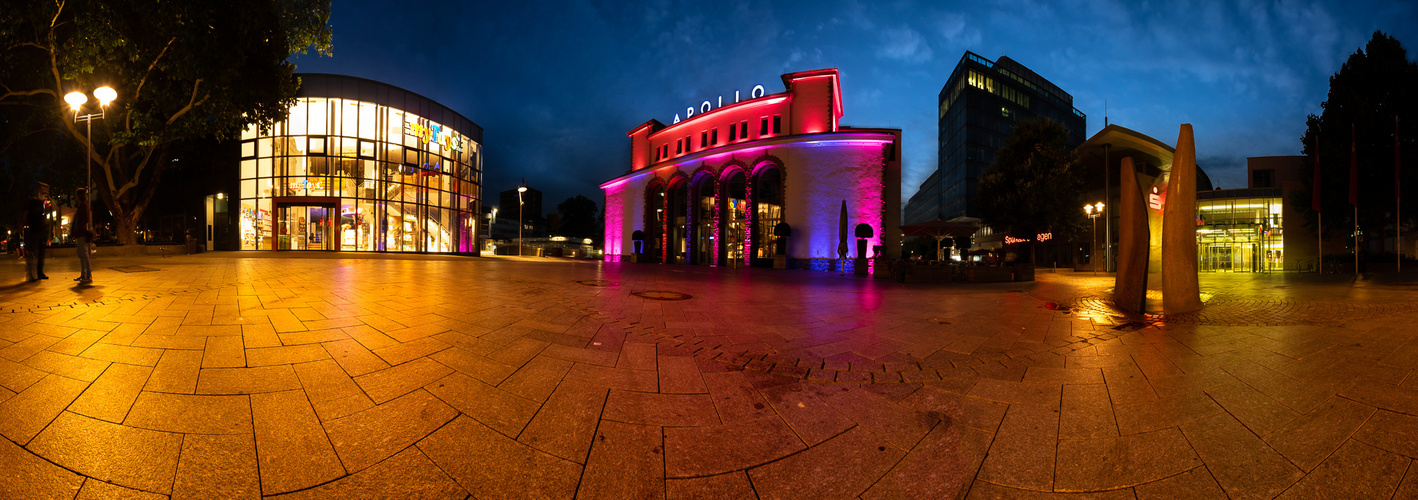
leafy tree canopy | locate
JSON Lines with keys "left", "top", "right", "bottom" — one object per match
{"left": 977, "top": 117, "right": 1086, "bottom": 258}
{"left": 1, "top": 0, "right": 331, "bottom": 243}
{"left": 1299, "top": 31, "right": 1417, "bottom": 240}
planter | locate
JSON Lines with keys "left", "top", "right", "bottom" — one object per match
{"left": 966, "top": 266, "right": 1012, "bottom": 283}
{"left": 1012, "top": 263, "right": 1035, "bottom": 281}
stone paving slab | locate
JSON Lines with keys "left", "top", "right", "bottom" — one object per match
{"left": 4, "top": 254, "right": 1418, "bottom": 498}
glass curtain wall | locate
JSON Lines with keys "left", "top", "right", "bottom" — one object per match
{"left": 238, "top": 97, "right": 481, "bottom": 252}
{"left": 1196, "top": 197, "right": 1284, "bottom": 272}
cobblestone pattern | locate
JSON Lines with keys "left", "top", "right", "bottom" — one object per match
{"left": 4, "top": 255, "right": 1418, "bottom": 499}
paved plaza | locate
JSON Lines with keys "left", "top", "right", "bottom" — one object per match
{"left": 3, "top": 252, "right": 1418, "bottom": 499}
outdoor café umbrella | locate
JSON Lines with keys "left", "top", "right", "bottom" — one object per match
{"left": 898, "top": 220, "right": 981, "bottom": 261}
{"left": 838, "top": 200, "right": 848, "bottom": 263}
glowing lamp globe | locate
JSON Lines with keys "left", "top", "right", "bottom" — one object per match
{"left": 94, "top": 86, "right": 117, "bottom": 106}
{"left": 64, "top": 91, "right": 88, "bottom": 112}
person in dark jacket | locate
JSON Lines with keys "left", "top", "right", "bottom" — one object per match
{"left": 21, "top": 182, "right": 50, "bottom": 282}
{"left": 73, "top": 188, "right": 93, "bottom": 283}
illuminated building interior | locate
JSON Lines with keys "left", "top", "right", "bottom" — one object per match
{"left": 237, "top": 74, "right": 482, "bottom": 253}
{"left": 1196, "top": 191, "right": 1285, "bottom": 272}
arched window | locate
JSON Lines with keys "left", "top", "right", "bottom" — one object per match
{"left": 753, "top": 167, "right": 784, "bottom": 261}
{"left": 644, "top": 181, "right": 666, "bottom": 263}
{"left": 720, "top": 171, "right": 747, "bottom": 267}
{"left": 692, "top": 174, "right": 716, "bottom": 265}
{"left": 666, "top": 178, "right": 689, "bottom": 264}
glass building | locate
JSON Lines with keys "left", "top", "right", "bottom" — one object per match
{"left": 906, "top": 52, "right": 1087, "bottom": 224}
{"left": 236, "top": 74, "right": 482, "bottom": 253}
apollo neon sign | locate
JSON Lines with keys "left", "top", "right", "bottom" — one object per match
{"left": 673, "top": 84, "right": 767, "bottom": 124}
{"left": 405, "top": 122, "right": 464, "bottom": 152}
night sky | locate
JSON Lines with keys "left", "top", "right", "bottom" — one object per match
{"left": 291, "top": 0, "right": 1418, "bottom": 216}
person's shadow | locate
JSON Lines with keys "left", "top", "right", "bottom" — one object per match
{"left": 1, "top": 281, "right": 41, "bottom": 291}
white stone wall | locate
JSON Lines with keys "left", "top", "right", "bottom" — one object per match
{"left": 782, "top": 143, "right": 887, "bottom": 260}
{"left": 602, "top": 177, "right": 645, "bottom": 260}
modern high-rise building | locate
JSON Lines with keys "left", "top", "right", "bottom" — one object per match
{"left": 905, "top": 52, "right": 1086, "bottom": 224}
{"left": 500, "top": 186, "right": 542, "bottom": 226}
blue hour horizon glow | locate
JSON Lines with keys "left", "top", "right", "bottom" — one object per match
{"left": 292, "top": 0, "right": 1417, "bottom": 216}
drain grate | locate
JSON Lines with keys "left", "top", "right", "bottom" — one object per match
{"left": 575, "top": 280, "right": 620, "bottom": 287}
{"left": 630, "top": 290, "right": 692, "bottom": 301}
{"left": 109, "top": 266, "right": 160, "bottom": 273}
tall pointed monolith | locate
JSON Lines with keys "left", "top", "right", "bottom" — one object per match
{"left": 1113, "top": 157, "right": 1149, "bottom": 313}
{"left": 1162, "top": 124, "right": 1202, "bottom": 314}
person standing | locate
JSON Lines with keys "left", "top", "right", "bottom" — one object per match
{"left": 72, "top": 188, "right": 94, "bottom": 283}
{"left": 21, "top": 182, "right": 50, "bottom": 282}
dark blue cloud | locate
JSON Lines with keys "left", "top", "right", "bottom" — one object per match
{"left": 292, "top": 0, "right": 1418, "bottom": 212}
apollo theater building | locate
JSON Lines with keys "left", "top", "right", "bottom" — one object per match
{"left": 600, "top": 68, "right": 902, "bottom": 270}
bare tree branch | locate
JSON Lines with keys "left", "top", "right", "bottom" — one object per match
{"left": 50, "top": 0, "right": 65, "bottom": 29}
{"left": 164, "top": 79, "right": 206, "bottom": 126}
{"left": 0, "top": 88, "right": 58, "bottom": 101}
{"left": 133, "top": 37, "right": 176, "bottom": 103}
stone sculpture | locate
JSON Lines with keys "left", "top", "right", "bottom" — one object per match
{"left": 1113, "top": 157, "right": 1148, "bottom": 313}
{"left": 1161, "top": 124, "right": 1203, "bottom": 314}
{"left": 1110, "top": 124, "right": 1203, "bottom": 315}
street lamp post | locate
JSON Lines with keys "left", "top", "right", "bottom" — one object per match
{"left": 1085, "top": 202, "right": 1104, "bottom": 276}
{"left": 65, "top": 87, "right": 117, "bottom": 208}
{"left": 517, "top": 181, "right": 528, "bottom": 257}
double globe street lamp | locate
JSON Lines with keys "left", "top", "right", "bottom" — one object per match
{"left": 1084, "top": 202, "right": 1104, "bottom": 276}
{"left": 64, "top": 86, "right": 117, "bottom": 203}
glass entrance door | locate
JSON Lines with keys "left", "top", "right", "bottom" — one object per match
{"left": 276, "top": 204, "right": 336, "bottom": 251}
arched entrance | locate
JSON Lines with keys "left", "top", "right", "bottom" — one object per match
{"left": 751, "top": 166, "right": 784, "bottom": 266}
{"left": 665, "top": 178, "right": 689, "bottom": 264}
{"left": 644, "top": 181, "right": 665, "bottom": 263}
{"left": 720, "top": 170, "right": 748, "bottom": 267}
{"left": 691, "top": 173, "right": 716, "bottom": 265}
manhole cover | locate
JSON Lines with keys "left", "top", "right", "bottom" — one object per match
{"left": 110, "top": 266, "right": 159, "bottom": 273}
{"left": 630, "top": 290, "right": 693, "bottom": 301}
{"left": 575, "top": 280, "right": 620, "bottom": 287}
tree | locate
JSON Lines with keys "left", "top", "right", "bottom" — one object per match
{"left": 976, "top": 117, "right": 1086, "bottom": 262}
{"left": 556, "top": 195, "right": 602, "bottom": 243}
{"left": 1299, "top": 31, "right": 1418, "bottom": 255}
{"left": 1, "top": 0, "right": 331, "bottom": 244}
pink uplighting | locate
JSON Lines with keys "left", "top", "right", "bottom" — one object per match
{"left": 601, "top": 68, "right": 901, "bottom": 270}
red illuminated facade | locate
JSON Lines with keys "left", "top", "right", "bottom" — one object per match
{"left": 601, "top": 69, "right": 902, "bottom": 269}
